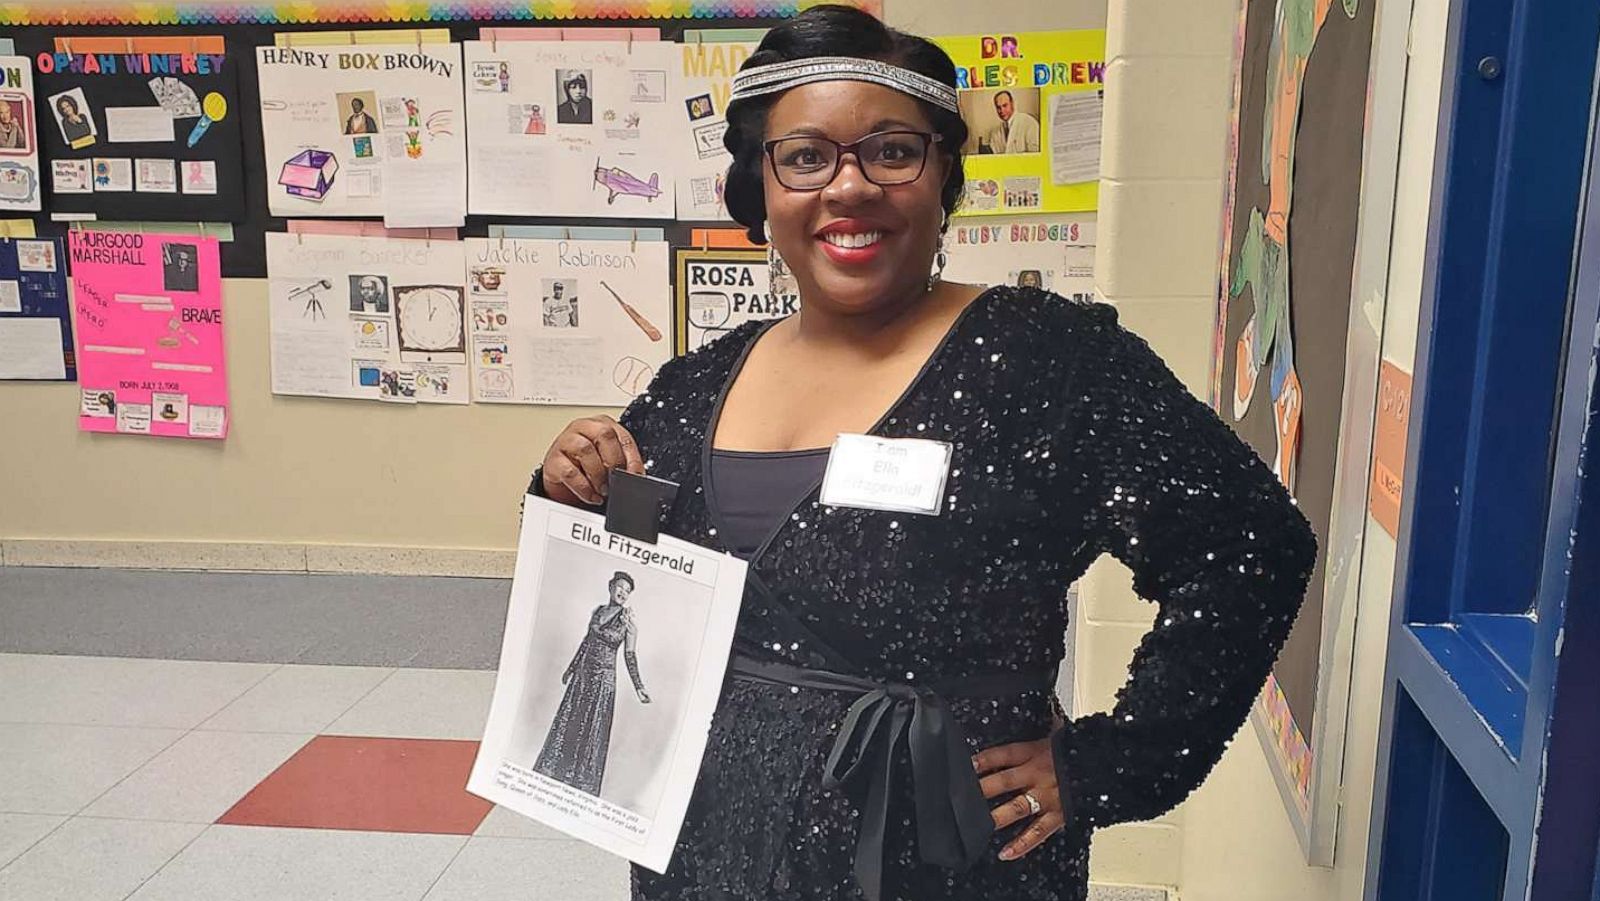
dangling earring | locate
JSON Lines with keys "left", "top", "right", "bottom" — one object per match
{"left": 766, "top": 224, "right": 796, "bottom": 298}
{"left": 927, "top": 229, "right": 948, "bottom": 292}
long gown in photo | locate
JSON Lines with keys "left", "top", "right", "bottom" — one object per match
{"left": 534, "top": 603, "right": 642, "bottom": 795}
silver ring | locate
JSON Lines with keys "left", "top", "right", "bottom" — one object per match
{"left": 1023, "top": 792, "right": 1042, "bottom": 816}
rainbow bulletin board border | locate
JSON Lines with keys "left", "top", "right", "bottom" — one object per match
{"left": 0, "top": 2, "right": 798, "bottom": 26}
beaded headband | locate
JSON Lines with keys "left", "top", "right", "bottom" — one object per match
{"left": 728, "top": 56, "right": 960, "bottom": 114}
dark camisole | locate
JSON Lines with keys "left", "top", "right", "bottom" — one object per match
{"left": 708, "top": 447, "right": 832, "bottom": 560}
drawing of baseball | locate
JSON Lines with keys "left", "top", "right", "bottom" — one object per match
{"left": 613, "top": 356, "right": 654, "bottom": 397}
{"left": 599, "top": 280, "right": 662, "bottom": 342}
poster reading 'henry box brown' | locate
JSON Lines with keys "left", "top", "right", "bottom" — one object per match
{"left": 257, "top": 41, "right": 466, "bottom": 226}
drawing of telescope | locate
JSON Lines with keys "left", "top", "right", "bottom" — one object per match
{"left": 290, "top": 279, "right": 333, "bottom": 320}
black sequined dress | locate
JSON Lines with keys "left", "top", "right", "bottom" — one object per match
{"left": 530, "top": 288, "right": 1316, "bottom": 901}
{"left": 533, "top": 603, "right": 645, "bottom": 795}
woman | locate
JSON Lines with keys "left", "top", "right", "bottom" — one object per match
{"left": 531, "top": 7, "right": 1315, "bottom": 900}
{"left": 0, "top": 101, "right": 26, "bottom": 150}
{"left": 534, "top": 571, "right": 651, "bottom": 795}
{"left": 55, "top": 95, "right": 92, "bottom": 145}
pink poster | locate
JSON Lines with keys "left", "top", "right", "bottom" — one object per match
{"left": 69, "top": 230, "right": 229, "bottom": 439}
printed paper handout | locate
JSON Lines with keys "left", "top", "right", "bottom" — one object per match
{"left": 267, "top": 231, "right": 470, "bottom": 405}
{"left": 32, "top": 37, "right": 245, "bottom": 220}
{"left": 931, "top": 30, "right": 1106, "bottom": 215}
{"left": 470, "top": 496, "right": 747, "bottom": 872}
{"left": 465, "top": 236, "right": 671, "bottom": 405}
{"left": 0, "top": 57, "right": 42, "bottom": 212}
{"left": 0, "top": 236, "right": 73, "bottom": 379}
{"left": 464, "top": 41, "right": 679, "bottom": 219}
{"left": 944, "top": 217, "right": 1097, "bottom": 303}
{"left": 669, "top": 41, "right": 756, "bottom": 221}
{"left": 68, "top": 230, "right": 229, "bottom": 438}
{"left": 257, "top": 41, "right": 467, "bottom": 225}
{"left": 674, "top": 243, "right": 794, "bottom": 354}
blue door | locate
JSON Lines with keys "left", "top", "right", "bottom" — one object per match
{"left": 1366, "top": 0, "right": 1600, "bottom": 898}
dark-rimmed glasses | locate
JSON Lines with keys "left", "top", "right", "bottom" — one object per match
{"left": 763, "top": 130, "right": 942, "bottom": 191}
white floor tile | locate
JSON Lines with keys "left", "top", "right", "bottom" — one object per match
{"left": 0, "top": 817, "right": 203, "bottom": 901}
{"left": 80, "top": 731, "right": 313, "bottom": 823}
{"left": 0, "top": 724, "right": 182, "bottom": 815}
{"left": 422, "top": 836, "right": 629, "bottom": 901}
{"left": 199, "top": 664, "right": 394, "bottom": 733}
{"left": 128, "top": 825, "right": 465, "bottom": 901}
{"left": 0, "top": 814, "right": 64, "bottom": 869}
{"left": 325, "top": 669, "right": 495, "bottom": 740}
{"left": 472, "top": 805, "right": 575, "bottom": 841}
{"left": 0, "top": 654, "right": 277, "bottom": 729}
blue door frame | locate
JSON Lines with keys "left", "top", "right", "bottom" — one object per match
{"left": 1365, "top": 0, "right": 1600, "bottom": 896}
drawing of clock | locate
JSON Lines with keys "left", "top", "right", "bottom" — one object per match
{"left": 394, "top": 284, "right": 467, "bottom": 363}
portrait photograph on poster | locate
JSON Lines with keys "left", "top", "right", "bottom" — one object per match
{"left": 960, "top": 87, "right": 1043, "bottom": 156}
{"left": 470, "top": 497, "right": 747, "bottom": 871}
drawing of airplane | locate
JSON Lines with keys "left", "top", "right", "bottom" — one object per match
{"left": 594, "top": 159, "right": 662, "bottom": 204}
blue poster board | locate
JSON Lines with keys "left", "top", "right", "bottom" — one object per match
{"left": 0, "top": 236, "right": 75, "bottom": 380}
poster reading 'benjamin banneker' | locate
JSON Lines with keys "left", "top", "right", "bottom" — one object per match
{"left": 469, "top": 497, "right": 747, "bottom": 872}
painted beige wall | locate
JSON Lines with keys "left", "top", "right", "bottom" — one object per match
{"left": 0, "top": 1, "right": 1108, "bottom": 574}
{"left": 1065, "top": 0, "right": 1242, "bottom": 889}
{"left": 1173, "top": 0, "right": 1449, "bottom": 898}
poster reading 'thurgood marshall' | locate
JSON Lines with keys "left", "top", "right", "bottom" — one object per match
{"left": 470, "top": 496, "right": 747, "bottom": 871}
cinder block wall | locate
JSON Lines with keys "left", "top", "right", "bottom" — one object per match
{"left": 1073, "top": 0, "right": 1240, "bottom": 889}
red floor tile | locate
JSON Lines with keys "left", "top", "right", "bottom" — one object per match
{"left": 218, "top": 735, "right": 493, "bottom": 835}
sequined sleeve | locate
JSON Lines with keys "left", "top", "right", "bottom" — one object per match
{"left": 1050, "top": 303, "right": 1317, "bottom": 829}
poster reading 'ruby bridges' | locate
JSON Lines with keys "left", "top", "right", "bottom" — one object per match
{"left": 69, "top": 229, "right": 229, "bottom": 439}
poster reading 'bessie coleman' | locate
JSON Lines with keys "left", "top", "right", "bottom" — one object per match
{"left": 469, "top": 497, "right": 747, "bottom": 871}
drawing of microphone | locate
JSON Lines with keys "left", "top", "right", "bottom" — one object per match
{"left": 599, "top": 280, "right": 661, "bottom": 342}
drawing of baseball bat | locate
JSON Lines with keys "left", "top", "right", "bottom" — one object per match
{"left": 600, "top": 280, "right": 662, "bottom": 342}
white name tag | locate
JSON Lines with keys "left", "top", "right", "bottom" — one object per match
{"left": 819, "top": 434, "right": 953, "bottom": 516}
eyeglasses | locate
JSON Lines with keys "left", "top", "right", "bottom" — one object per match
{"left": 763, "top": 130, "right": 942, "bottom": 192}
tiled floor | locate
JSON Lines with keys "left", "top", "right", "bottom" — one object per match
{"left": 0, "top": 568, "right": 1157, "bottom": 901}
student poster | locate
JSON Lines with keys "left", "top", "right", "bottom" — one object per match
{"left": 470, "top": 496, "right": 747, "bottom": 872}
{"left": 257, "top": 41, "right": 467, "bottom": 225}
{"left": 931, "top": 30, "right": 1105, "bottom": 215}
{"left": 32, "top": 37, "right": 245, "bottom": 220}
{"left": 0, "top": 57, "right": 41, "bottom": 212}
{"left": 465, "top": 236, "right": 670, "bottom": 406}
{"left": 266, "top": 231, "right": 469, "bottom": 405}
{"left": 69, "top": 230, "right": 229, "bottom": 439}
{"left": 670, "top": 40, "right": 757, "bottom": 221}
{"left": 464, "top": 41, "right": 678, "bottom": 219}
{"left": 943, "top": 217, "right": 1096, "bottom": 302}
{"left": 0, "top": 236, "right": 73, "bottom": 379}
{"left": 674, "top": 242, "right": 794, "bottom": 354}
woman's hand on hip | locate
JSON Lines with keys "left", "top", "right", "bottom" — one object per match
{"left": 973, "top": 738, "right": 1064, "bottom": 861}
{"left": 541, "top": 415, "right": 644, "bottom": 506}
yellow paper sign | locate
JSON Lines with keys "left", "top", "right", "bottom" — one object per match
{"left": 932, "top": 30, "right": 1106, "bottom": 216}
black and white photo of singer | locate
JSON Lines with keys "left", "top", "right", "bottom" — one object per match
{"left": 533, "top": 570, "right": 651, "bottom": 795}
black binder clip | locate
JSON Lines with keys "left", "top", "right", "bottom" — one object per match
{"left": 605, "top": 469, "right": 680, "bottom": 545}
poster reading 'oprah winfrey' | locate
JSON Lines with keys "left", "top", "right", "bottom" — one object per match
{"left": 470, "top": 496, "right": 746, "bottom": 871}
